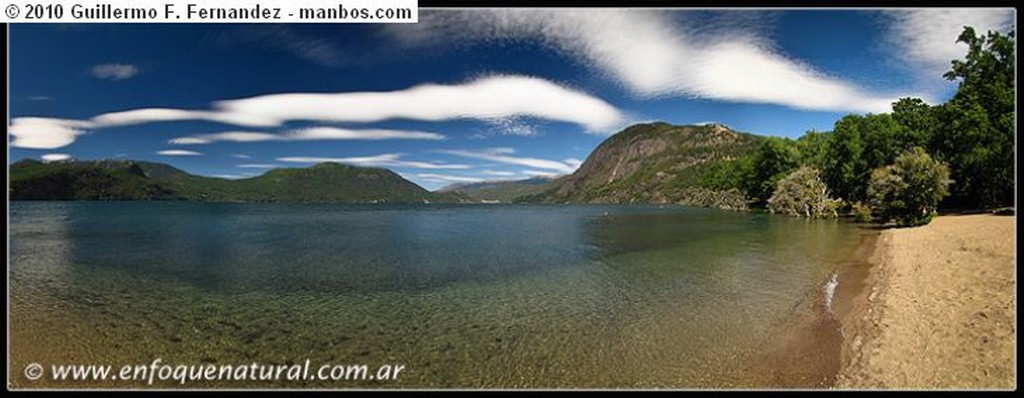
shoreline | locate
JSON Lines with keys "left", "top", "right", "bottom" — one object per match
{"left": 835, "top": 214, "right": 1016, "bottom": 389}
{"left": 745, "top": 228, "right": 879, "bottom": 388}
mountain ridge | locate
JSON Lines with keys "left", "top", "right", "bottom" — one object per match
{"left": 10, "top": 122, "right": 762, "bottom": 208}
{"left": 437, "top": 177, "right": 555, "bottom": 203}
{"left": 459, "top": 122, "right": 759, "bottom": 208}
{"left": 9, "top": 159, "right": 466, "bottom": 203}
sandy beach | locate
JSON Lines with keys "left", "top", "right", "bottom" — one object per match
{"left": 837, "top": 214, "right": 1016, "bottom": 389}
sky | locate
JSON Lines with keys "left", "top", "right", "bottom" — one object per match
{"left": 8, "top": 9, "right": 1016, "bottom": 190}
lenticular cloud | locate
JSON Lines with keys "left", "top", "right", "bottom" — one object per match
{"left": 10, "top": 75, "right": 623, "bottom": 149}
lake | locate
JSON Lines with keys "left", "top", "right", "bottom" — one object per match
{"left": 8, "top": 202, "right": 875, "bottom": 388}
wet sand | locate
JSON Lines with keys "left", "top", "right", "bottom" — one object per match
{"left": 836, "top": 214, "right": 1016, "bottom": 389}
{"left": 746, "top": 231, "right": 878, "bottom": 388}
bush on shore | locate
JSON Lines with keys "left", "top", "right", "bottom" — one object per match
{"left": 867, "top": 147, "right": 952, "bottom": 227}
{"left": 677, "top": 187, "right": 749, "bottom": 211}
{"left": 767, "top": 166, "right": 840, "bottom": 218}
{"left": 850, "top": 201, "right": 874, "bottom": 223}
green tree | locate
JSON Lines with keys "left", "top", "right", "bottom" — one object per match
{"left": 867, "top": 147, "right": 952, "bottom": 227}
{"left": 822, "top": 112, "right": 917, "bottom": 204}
{"left": 891, "top": 97, "right": 937, "bottom": 150}
{"left": 767, "top": 166, "right": 840, "bottom": 218}
{"left": 700, "top": 156, "right": 752, "bottom": 192}
{"left": 744, "top": 137, "right": 800, "bottom": 206}
{"left": 860, "top": 113, "right": 905, "bottom": 171}
{"left": 933, "top": 27, "right": 1015, "bottom": 208}
{"left": 822, "top": 115, "right": 867, "bottom": 202}
{"left": 795, "top": 130, "right": 832, "bottom": 170}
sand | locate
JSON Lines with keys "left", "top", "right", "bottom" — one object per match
{"left": 836, "top": 214, "right": 1016, "bottom": 389}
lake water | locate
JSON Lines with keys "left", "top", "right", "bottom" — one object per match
{"left": 9, "top": 202, "right": 874, "bottom": 388}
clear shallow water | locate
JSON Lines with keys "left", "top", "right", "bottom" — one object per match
{"left": 9, "top": 202, "right": 872, "bottom": 388}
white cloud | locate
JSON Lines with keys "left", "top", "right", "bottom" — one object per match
{"left": 91, "top": 75, "right": 619, "bottom": 131}
{"left": 286, "top": 127, "right": 445, "bottom": 141}
{"left": 694, "top": 40, "right": 903, "bottom": 112}
{"left": 169, "top": 127, "right": 445, "bottom": 145}
{"left": 886, "top": 9, "right": 1015, "bottom": 80}
{"left": 31, "top": 118, "right": 443, "bottom": 149}
{"left": 481, "top": 170, "right": 517, "bottom": 176}
{"left": 168, "top": 131, "right": 278, "bottom": 144}
{"left": 563, "top": 158, "right": 584, "bottom": 171}
{"left": 482, "top": 147, "right": 516, "bottom": 155}
{"left": 237, "top": 164, "right": 279, "bottom": 168}
{"left": 277, "top": 154, "right": 471, "bottom": 170}
{"left": 438, "top": 148, "right": 578, "bottom": 173}
{"left": 41, "top": 153, "right": 71, "bottom": 162}
{"left": 8, "top": 117, "right": 92, "bottom": 149}
{"left": 91, "top": 63, "right": 140, "bottom": 80}
{"left": 169, "top": 137, "right": 213, "bottom": 145}
{"left": 28, "top": 95, "right": 54, "bottom": 101}
{"left": 232, "top": 153, "right": 252, "bottom": 159}
{"left": 92, "top": 108, "right": 202, "bottom": 127}
{"left": 211, "top": 174, "right": 249, "bottom": 179}
{"left": 72, "top": 75, "right": 614, "bottom": 133}
{"left": 521, "top": 170, "right": 561, "bottom": 178}
{"left": 388, "top": 10, "right": 913, "bottom": 113}
{"left": 19, "top": 74, "right": 619, "bottom": 149}
{"left": 488, "top": 118, "right": 539, "bottom": 136}
{"left": 91, "top": 108, "right": 278, "bottom": 128}
{"left": 157, "top": 149, "right": 202, "bottom": 156}
{"left": 212, "top": 75, "right": 622, "bottom": 131}
{"left": 413, "top": 173, "right": 485, "bottom": 183}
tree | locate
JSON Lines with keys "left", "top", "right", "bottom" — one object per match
{"left": 767, "top": 166, "right": 840, "bottom": 218}
{"left": 860, "top": 113, "right": 906, "bottom": 172}
{"left": 822, "top": 115, "right": 867, "bottom": 202}
{"left": 933, "top": 27, "right": 1015, "bottom": 208}
{"left": 891, "top": 97, "right": 937, "bottom": 150}
{"left": 822, "top": 111, "right": 926, "bottom": 204}
{"left": 700, "top": 157, "right": 750, "bottom": 192}
{"left": 744, "top": 137, "right": 800, "bottom": 206}
{"left": 867, "top": 147, "right": 952, "bottom": 227}
{"left": 795, "top": 130, "right": 832, "bottom": 170}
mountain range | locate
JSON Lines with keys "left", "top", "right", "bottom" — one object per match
{"left": 436, "top": 177, "right": 554, "bottom": 203}
{"left": 11, "top": 122, "right": 761, "bottom": 208}
{"left": 9, "top": 159, "right": 465, "bottom": 203}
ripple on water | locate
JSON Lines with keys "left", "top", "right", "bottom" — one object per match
{"left": 9, "top": 202, "right": 870, "bottom": 388}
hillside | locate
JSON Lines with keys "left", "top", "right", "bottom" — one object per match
{"left": 437, "top": 177, "right": 555, "bottom": 203}
{"left": 9, "top": 159, "right": 182, "bottom": 200}
{"left": 540, "top": 122, "right": 761, "bottom": 207}
{"left": 10, "top": 159, "right": 464, "bottom": 203}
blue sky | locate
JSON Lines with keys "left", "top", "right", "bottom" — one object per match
{"left": 8, "top": 9, "right": 1015, "bottom": 190}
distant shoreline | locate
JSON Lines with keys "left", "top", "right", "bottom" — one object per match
{"left": 836, "top": 214, "right": 1016, "bottom": 389}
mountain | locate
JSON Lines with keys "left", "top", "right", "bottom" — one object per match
{"left": 10, "top": 159, "right": 182, "bottom": 200}
{"left": 437, "top": 177, "right": 555, "bottom": 203}
{"left": 537, "top": 122, "right": 762, "bottom": 208}
{"left": 10, "top": 122, "right": 761, "bottom": 207}
{"left": 10, "top": 159, "right": 465, "bottom": 203}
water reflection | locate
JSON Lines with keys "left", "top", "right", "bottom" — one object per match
{"left": 48, "top": 203, "right": 604, "bottom": 295}
{"left": 10, "top": 202, "right": 75, "bottom": 304}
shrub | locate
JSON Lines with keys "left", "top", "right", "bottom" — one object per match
{"left": 767, "top": 166, "right": 841, "bottom": 218}
{"left": 850, "top": 201, "right": 873, "bottom": 223}
{"left": 867, "top": 147, "right": 952, "bottom": 227}
{"left": 677, "top": 187, "right": 749, "bottom": 211}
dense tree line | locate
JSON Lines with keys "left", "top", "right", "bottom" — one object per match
{"left": 700, "top": 27, "right": 1014, "bottom": 224}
